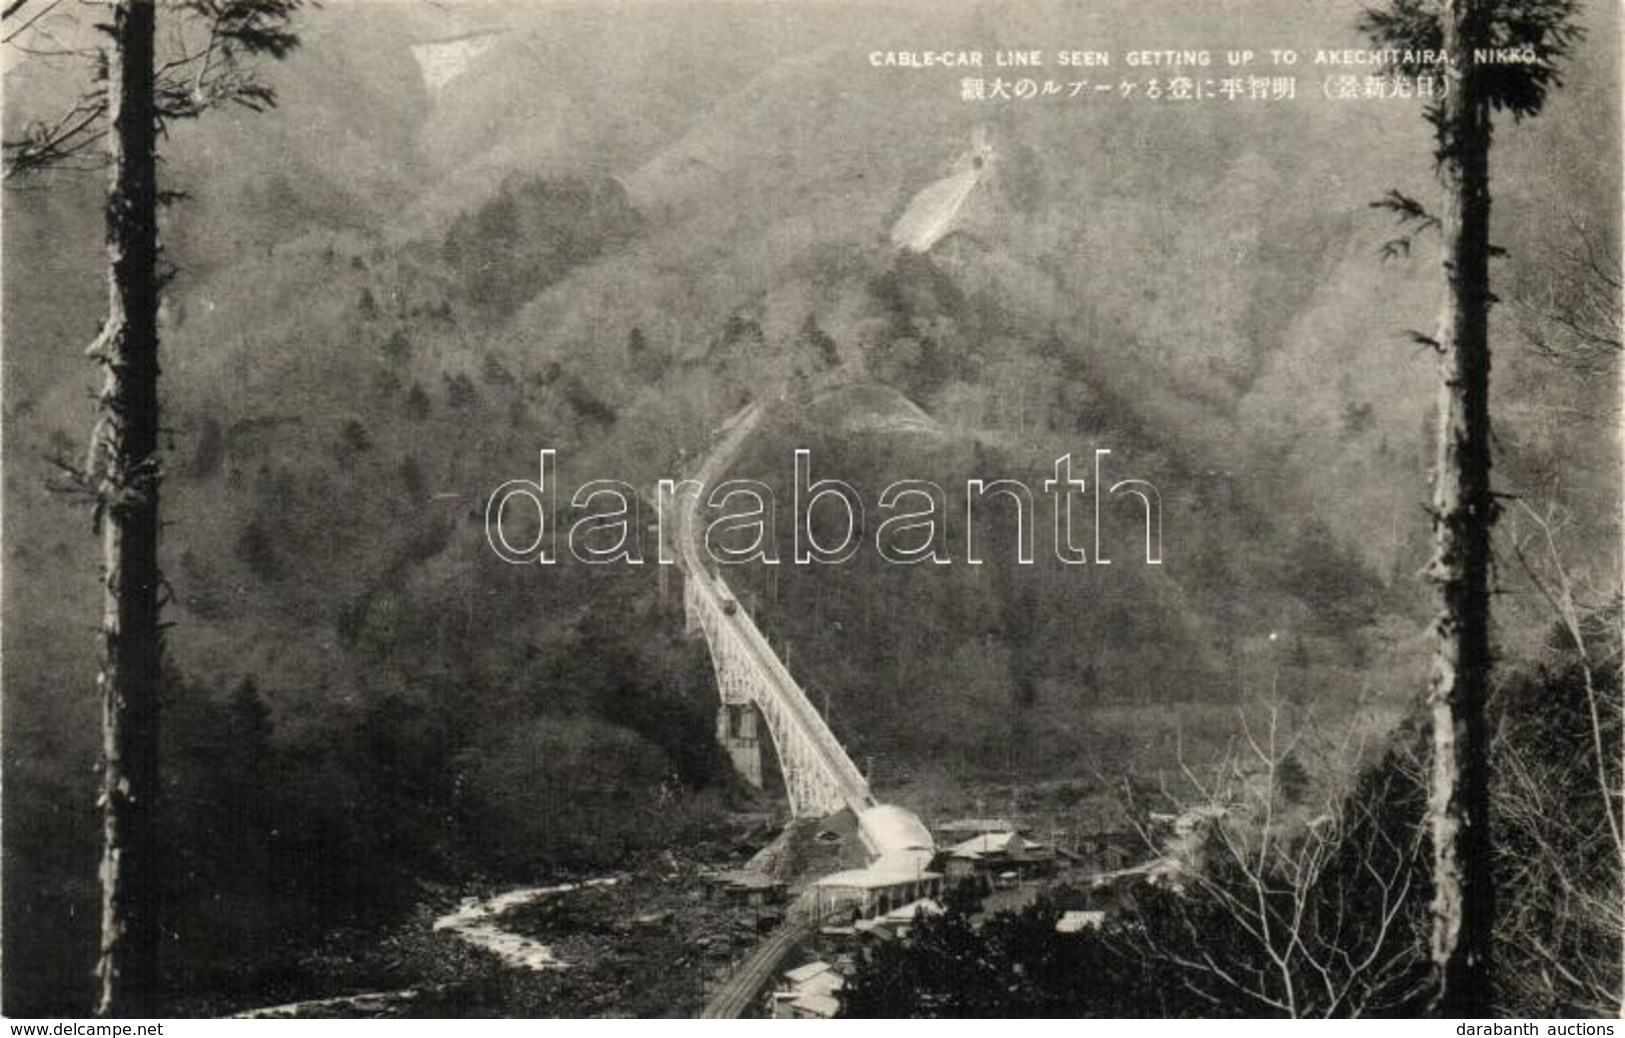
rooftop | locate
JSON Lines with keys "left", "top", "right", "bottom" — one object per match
{"left": 815, "top": 866, "right": 943, "bottom": 890}
{"left": 784, "top": 961, "right": 834, "bottom": 985}
{"left": 857, "top": 805, "right": 935, "bottom": 857}
{"left": 790, "top": 992, "right": 841, "bottom": 1018}
{"left": 881, "top": 897, "right": 944, "bottom": 923}
{"left": 701, "top": 869, "right": 784, "bottom": 890}
{"left": 935, "top": 818, "right": 1025, "bottom": 835}
{"left": 1056, "top": 910, "right": 1107, "bottom": 934}
{"left": 946, "top": 831, "right": 1047, "bottom": 858}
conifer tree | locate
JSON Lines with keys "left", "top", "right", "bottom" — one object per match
{"left": 1361, "top": 0, "right": 1580, "bottom": 1014}
{"left": 3, "top": 0, "right": 304, "bottom": 1015}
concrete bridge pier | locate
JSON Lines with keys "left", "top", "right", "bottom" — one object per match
{"left": 717, "top": 703, "right": 764, "bottom": 788}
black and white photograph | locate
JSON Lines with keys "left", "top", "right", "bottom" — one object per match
{"left": 2, "top": 0, "right": 1620, "bottom": 1021}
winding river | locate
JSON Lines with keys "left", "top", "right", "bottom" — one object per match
{"left": 431, "top": 876, "right": 623, "bottom": 971}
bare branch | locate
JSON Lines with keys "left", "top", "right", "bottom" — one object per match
{"left": 2, "top": 0, "right": 61, "bottom": 44}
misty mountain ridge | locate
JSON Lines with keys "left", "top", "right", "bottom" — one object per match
{"left": 6, "top": 0, "right": 1617, "bottom": 751}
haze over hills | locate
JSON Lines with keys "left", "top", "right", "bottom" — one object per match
{"left": 2, "top": 0, "right": 1618, "bottom": 1015}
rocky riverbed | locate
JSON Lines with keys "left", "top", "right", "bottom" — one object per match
{"left": 231, "top": 817, "right": 806, "bottom": 1018}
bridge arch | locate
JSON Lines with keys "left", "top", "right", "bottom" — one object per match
{"left": 664, "top": 404, "right": 873, "bottom": 818}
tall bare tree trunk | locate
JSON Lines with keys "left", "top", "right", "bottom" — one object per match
{"left": 1427, "top": 0, "right": 1495, "bottom": 1016}
{"left": 95, "top": 0, "right": 163, "bottom": 1017}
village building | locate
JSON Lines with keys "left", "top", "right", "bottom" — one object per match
{"left": 932, "top": 817, "right": 1026, "bottom": 843}
{"left": 812, "top": 865, "right": 944, "bottom": 927}
{"left": 940, "top": 830, "right": 1057, "bottom": 882}
{"left": 770, "top": 960, "right": 845, "bottom": 1019}
{"left": 1054, "top": 909, "right": 1107, "bottom": 934}
{"left": 699, "top": 869, "right": 788, "bottom": 908}
{"left": 851, "top": 896, "right": 944, "bottom": 942}
{"left": 1064, "top": 792, "right": 1145, "bottom": 874}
